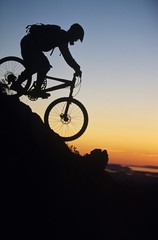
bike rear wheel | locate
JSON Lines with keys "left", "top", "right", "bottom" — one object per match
{"left": 0, "top": 56, "right": 31, "bottom": 96}
{"left": 44, "top": 97, "right": 88, "bottom": 141}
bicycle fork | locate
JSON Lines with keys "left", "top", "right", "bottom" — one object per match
{"left": 60, "top": 101, "right": 71, "bottom": 123}
{"left": 60, "top": 77, "right": 75, "bottom": 123}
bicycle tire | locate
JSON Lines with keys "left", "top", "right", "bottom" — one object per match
{"left": 0, "top": 56, "right": 31, "bottom": 96}
{"left": 44, "top": 97, "right": 88, "bottom": 141}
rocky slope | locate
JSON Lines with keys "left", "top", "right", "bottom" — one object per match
{"left": 3, "top": 91, "right": 158, "bottom": 239}
{"left": 3, "top": 92, "right": 109, "bottom": 239}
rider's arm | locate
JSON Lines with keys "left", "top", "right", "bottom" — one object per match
{"left": 59, "top": 43, "right": 81, "bottom": 76}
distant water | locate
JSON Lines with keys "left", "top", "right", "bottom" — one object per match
{"left": 130, "top": 166, "right": 158, "bottom": 174}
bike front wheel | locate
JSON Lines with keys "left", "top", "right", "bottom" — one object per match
{"left": 44, "top": 97, "right": 88, "bottom": 141}
{"left": 0, "top": 56, "right": 31, "bottom": 96}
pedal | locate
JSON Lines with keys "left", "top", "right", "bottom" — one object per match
{"left": 27, "top": 89, "right": 50, "bottom": 100}
{"left": 41, "top": 93, "right": 50, "bottom": 99}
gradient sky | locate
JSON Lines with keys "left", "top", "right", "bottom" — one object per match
{"left": 1, "top": 0, "right": 158, "bottom": 166}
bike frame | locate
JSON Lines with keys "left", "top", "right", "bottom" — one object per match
{"left": 42, "top": 75, "right": 76, "bottom": 98}
{"left": 38, "top": 74, "right": 77, "bottom": 120}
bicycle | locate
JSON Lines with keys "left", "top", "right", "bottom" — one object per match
{"left": 0, "top": 56, "right": 88, "bottom": 141}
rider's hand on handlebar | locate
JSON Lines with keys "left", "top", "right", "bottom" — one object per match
{"left": 75, "top": 69, "right": 82, "bottom": 78}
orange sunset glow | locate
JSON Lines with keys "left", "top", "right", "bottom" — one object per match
{"left": 1, "top": 0, "right": 158, "bottom": 168}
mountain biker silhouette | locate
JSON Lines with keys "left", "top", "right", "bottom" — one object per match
{"left": 11, "top": 23, "right": 84, "bottom": 98}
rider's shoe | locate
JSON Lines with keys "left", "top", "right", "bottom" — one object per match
{"left": 41, "top": 92, "right": 51, "bottom": 99}
{"left": 29, "top": 89, "right": 50, "bottom": 99}
{"left": 39, "top": 92, "right": 50, "bottom": 99}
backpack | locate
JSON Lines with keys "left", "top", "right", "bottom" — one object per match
{"left": 26, "top": 23, "right": 61, "bottom": 36}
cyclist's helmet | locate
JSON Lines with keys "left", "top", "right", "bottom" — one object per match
{"left": 68, "top": 23, "right": 84, "bottom": 45}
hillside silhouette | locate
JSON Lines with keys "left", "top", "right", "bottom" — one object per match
{"left": 3, "top": 91, "right": 158, "bottom": 239}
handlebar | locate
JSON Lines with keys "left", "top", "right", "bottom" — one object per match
{"left": 73, "top": 73, "right": 81, "bottom": 78}
{"left": 72, "top": 73, "right": 82, "bottom": 89}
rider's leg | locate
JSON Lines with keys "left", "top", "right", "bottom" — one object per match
{"left": 10, "top": 69, "right": 33, "bottom": 93}
{"left": 35, "top": 69, "right": 49, "bottom": 91}
{"left": 31, "top": 66, "right": 51, "bottom": 98}
{"left": 17, "top": 69, "right": 32, "bottom": 84}
{"left": 12, "top": 53, "right": 49, "bottom": 92}
{"left": 33, "top": 54, "right": 51, "bottom": 92}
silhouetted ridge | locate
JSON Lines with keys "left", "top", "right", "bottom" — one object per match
{"left": 3, "top": 91, "right": 157, "bottom": 239}
{"left": 2, "top": 93, "right": 72, "bottom": 237}
{"left": 3, "top": 92, "right": 109, "bottom": 239}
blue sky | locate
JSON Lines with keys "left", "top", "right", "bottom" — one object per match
{"left": 1, "top": 0, "right": 158, "bottom": 165}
